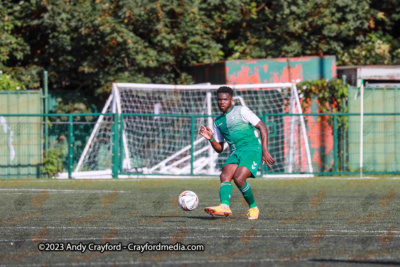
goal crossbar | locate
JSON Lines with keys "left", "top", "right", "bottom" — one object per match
{"left": 114, "top": 82, "right": 294, "bottom": 90}
{"left": 73, "top": 82, "right": 313, "bottom": 178}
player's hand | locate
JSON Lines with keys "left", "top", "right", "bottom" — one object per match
{"left": 262, "top": 151, "right": 275, "bottom": 169}
{"left": 198, "top": 125, "right": 213, "bottom": 140}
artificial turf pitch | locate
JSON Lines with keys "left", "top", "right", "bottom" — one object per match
{"left": 0, "top": 177, "right": 399, "bottom": 266}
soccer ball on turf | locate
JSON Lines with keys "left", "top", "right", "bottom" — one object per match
{"left": 178, "top": 191, "right": 199, "bottom": 211}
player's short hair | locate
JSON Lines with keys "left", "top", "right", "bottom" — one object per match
{"left": 217, "top": 86, "right": 233, "bottom": 96}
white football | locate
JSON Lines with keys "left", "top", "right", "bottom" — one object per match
{"left": 178, "top": 191, "right": 199, "bottom": 211}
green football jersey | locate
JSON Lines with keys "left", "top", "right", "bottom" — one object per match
{"left": 213, "top": 105, "right": 261, "bottom": 153}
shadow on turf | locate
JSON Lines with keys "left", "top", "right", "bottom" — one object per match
{"left": 310, "top": 259, "right": 400, "bottom": 265}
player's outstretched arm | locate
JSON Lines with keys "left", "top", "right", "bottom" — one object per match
{"left": 198, "top": 125, "right": 224, "bottom": 153}
{"left": 255, "top": 121, "right": 275, "bottom": 169}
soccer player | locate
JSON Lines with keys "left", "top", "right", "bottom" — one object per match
{"left": 199, "top": 86, "right": 275, "bottom": 220}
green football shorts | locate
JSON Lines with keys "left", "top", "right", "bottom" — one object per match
{"left": 223, "top": 148, "right": 262, "bottom": 178}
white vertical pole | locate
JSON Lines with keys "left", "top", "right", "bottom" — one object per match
{"left": 292, "top": 84, "right": 313, "bottom": 173}
{"left": 360, "top": 80, "right": 364, "bottom": 178}
{"left": 111, "top": 86, "right": 117, "bottom": 113}
{"left": 288, "top": 87, "right": 296, "bottom": 173}
{"left": 74, "top": 93, "right": 113, "bottom": 173}
{"left": 113, "top": 84, "right": 132, "bottom": 170}
{"left": 206, "top": 91, "right": 215, "bottom": 174}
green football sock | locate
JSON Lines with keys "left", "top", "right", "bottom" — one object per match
{"left": 239, "top": 182, "right": 257, "bottom": 208}
{"left": 219, "top": 182, "right": 232, "bottom": 206}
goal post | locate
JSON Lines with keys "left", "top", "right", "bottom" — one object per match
{"left": 73, "top": 82, "right": 313, "bottom": 178}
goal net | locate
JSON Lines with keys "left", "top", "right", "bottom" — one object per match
{"left": 73, "top": 83, "right": 313, "bottom": 178}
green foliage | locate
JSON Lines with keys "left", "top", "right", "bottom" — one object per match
{"left": 225, "top": 0, "right": 374, "bottom": 59}
{"left": 298, "top": 78, "right": 348, "bottom": 113}
{"left": 1, "top": 0, "right": 400, "bottom": 96}
{"left": 0, "top": 2, "right": 30, "bottom": 64}
{"left": 52, "top": 93, "right": 96, "bottom": 122}
{"left": 0, "top": 74, "right": 26, "bottom": 91}
{"left": 41, "top": 145, "right": 65, "bottom": 178}
{"left": 297, "top": 78, "right": 349, "bottom": 170}
{"left": 338, "top": 32, "right": 398, "bottom": 65}
{"left": 7, "top": 65, "right": 43, "bottom": 89}
{"left": 297, "top": 78, "right": 349, "bottom": 131}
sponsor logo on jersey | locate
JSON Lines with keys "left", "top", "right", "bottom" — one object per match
{"left": 251, "top": 161, "right": 257, "bottom": 169}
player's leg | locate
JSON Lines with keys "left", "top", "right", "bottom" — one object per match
{"left": 233, "top": 168, "right": 260, "bottom": 220}
{"left": 219, "top": 163, "right": 237, "bottom": 207}
{"left": 233, "top": 167, "right": 257, "bottom": 209}
{"left": 233, "top": 151, "right": 262, "bottom": 219}
{"left": 204, "top": 162, "right": 238, "bottom": 217}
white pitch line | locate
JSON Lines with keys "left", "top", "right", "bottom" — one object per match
{"left": 0, "top": 258, "right": 303, "bottom": 267}
{"left": 2, "top": 234, "right": 397, "bottom": 243}
{"left": 322, "top": 177, "right": 400, "bottom": 180}
{"left": 0, "top": 178, "right": 160, "bottom": 183}
{"left": 0, "top": 188, "right": 131, "bottom": 193}
{"left": 1, "top": 176, "right": 400, "bottom": 183}
{"left": 2, "top": 176, "right": 400, "bottom": 183}
{"left": 2, "top": 226, "right": 399, "bottom": 234}
{"left": 263, "top": 176, "right": 400, "bottom": 180}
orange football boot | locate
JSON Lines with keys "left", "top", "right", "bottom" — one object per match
{"left": 246, "top": 207, "right": 260, "bottom": 220}
{"left": 204, "top": 205, "right": 232, "bottom": 217}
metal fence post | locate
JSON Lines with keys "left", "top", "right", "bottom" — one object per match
{"left": 68, "top": 114, "right": 73, "bottom": 179}
{"left": 119, "top": 114, "right": 124, "bottom": 174}
{"left": 112, "top": 113, "right": 119, "bottom": 178}
{"left": 43, "top": 71, "right": 49, "bottom": 154}
{"left": 333, "top": 114, "right": 338, "bottom": 173}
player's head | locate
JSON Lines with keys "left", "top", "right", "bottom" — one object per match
{"left": 217, "top": 86, "right": 233, "bottom": 96}
{"left": 216, "top": 86, "right": 234, "bottom": 113}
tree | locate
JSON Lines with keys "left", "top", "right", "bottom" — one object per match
{"left": 3, "top": 0, "right": 227, "bottom": 95}
{"left": 0, "top": 1, "right": 40, "bottom": 89}
{"left": 1, "top": 0, "right": 399, "bottom": 97}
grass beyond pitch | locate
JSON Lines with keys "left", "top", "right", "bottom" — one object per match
{"left": 0, "top": 177, "right": 399, "bottom": 266}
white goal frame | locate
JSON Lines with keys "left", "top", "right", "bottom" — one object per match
{"left": 71, "top": 82, "right": 313, "bottom": 179}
